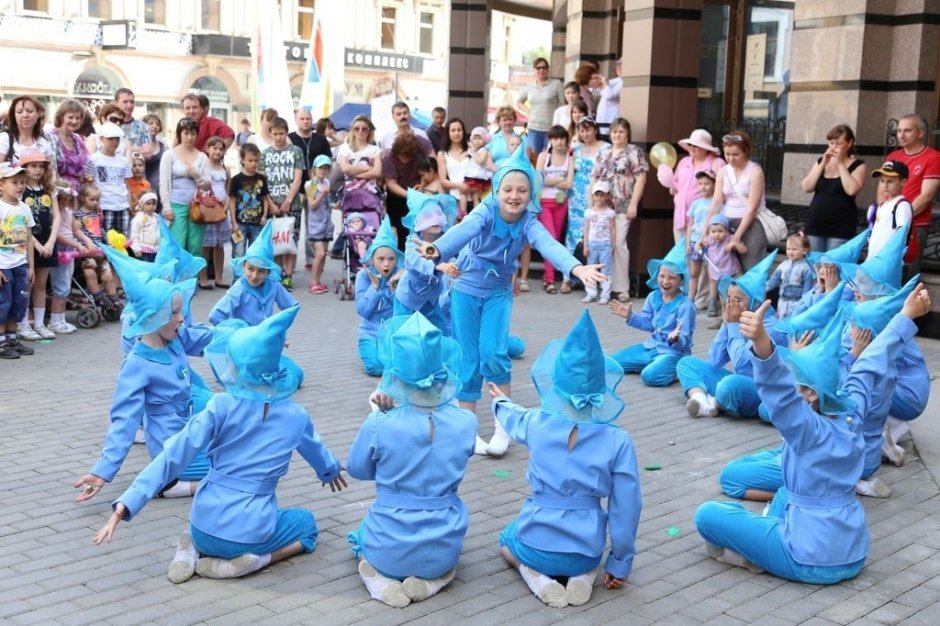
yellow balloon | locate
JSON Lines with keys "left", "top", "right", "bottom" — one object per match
{"left": 649, "top": 142, "right": 678, "bottom": 170}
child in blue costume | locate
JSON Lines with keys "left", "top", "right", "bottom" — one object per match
{"left": 74, "top": 270, "right": 213, "bottom": 504}
{"left": 356, "top": 216, "right": 403, "bottom": 376}
{"left": 209, "top": 220, "right": 297, "bottom": 326}
{"left": 789, "top": 229, "right": 868, "bottom": 318}
{"left": 490, "top": 310, "right": 640, "bottom": 608}
{"left": 347, "top": 312, "right": 476, "bottom": 608}
{"left": 414, "top": 147, "right": 606, "bottom": 457}
{"left": 393, "top": 188, "right": 458, "bottom": 330}
{"left": 676, "top": 251, "right": 785, "bottom": 419}
{"left": 92, "top": 306, "right": 347, "bottom": 583}
{"left": 695, "top": 285, "right": 930, "bottom": 584}
{"left": 609, "top": 238, "right": 696, "bottom": 387}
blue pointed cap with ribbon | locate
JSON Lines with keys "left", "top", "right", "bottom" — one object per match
{"left": 122, "top": 272, "right": 197, "bottom": 338}
{"left": 719, "top": 251, "right": 777, "bottom": 310}
{"left": 849, "top": 274, "right": 919, "bottom": 335}
{"left": 103, "top": 243, "right": 178, "bottom": 283}
{"left": 364, "top": 215, "right": 404, "bottom": 267}
{"left": 779, "top": 325, "right": 857, "bottom": 416}
{"left": 775, "top": 281, "right": 848, "bottom": 340}
{"left": 647, "top": 237, "right": 688, "bottom": 291}
{"left": 843, "top": 224, "right": 909, "bottom": 297}
{"left": 490, "top": 145, "right": 544, "bottom": 214}
{"left": 531, "top": 310, "right": 625, "bottom": 423}
{"left": 232, "top": 220, "right": 281, "bottom": 281}
{"left": 154, "top": 216, "right": 207, "bottom": 281}
{"left": 205, "top": 305, "right": 303, "bottom": 401}
{"left": 402, "top": 188, "right": 458, "bottom": 233}
{"left": 808, "top": 229, "right": 869, "bottom": 267}
{"left": 377, "top": 312, "right": 462, "bottom": 408}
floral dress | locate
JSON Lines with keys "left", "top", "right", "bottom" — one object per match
{"left": 592, "top": 144, "right": 649, "bottom": 214}
{"left": 566, "top": 141, "right": 610, "bottom": 252}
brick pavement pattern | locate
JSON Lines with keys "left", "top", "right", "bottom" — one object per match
{"left": 2, "top": 266, "right": 939, "bottom": 625}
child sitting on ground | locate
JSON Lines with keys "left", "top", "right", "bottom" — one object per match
{"left": 305, "top": 154, "right": 334, "bottom": 294}
{"left": 346, "top": 212, "right": 376, "bottom": 262}
{"left": 347, "top": 312, "right": 476, "bottom": 608}
{"left": 696, "top": 214, "right": 745, "bottom": 317}
{"left": 581, "top": 181, "right": 615, "bottom": 304}
{"left": 464, "top": 127, "right": 496, "bottom": 208}
{"left": 685, "top": 169, "right": 716, "bottom": 309}
{"left": 765, "top": 233, "right": 813, "bottom": 318}
{"left": 73, "top": 183, "right": 120, "bottom": 309}
{"left": 609, "top": 238, "right": 696, "bottom": 387}
{"left": 356, "top": 217, "right": 402, "bottom": 376}
{"left": 128, "top": 192, "right": 160, "bottom": 262}
{"left": 209, "top": 220, "right": 298, "bottom": 326}
{"left": 489, "top": 310, "right": 640, "bottom": 608}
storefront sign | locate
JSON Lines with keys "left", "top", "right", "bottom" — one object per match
{"left": 191, "top": 76, "right": 230, "bottom": 104}
{"left": 344, "top": 48, "right": 424, "bottom": 74}
{"left": 72, "top": 67, "right": 121, "bottom": 98}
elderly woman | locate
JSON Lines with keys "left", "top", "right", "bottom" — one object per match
{"left": 488, "top": 105, "right": 522, "bottom": 169}
{"left": 49, "top": 99, "right": 90, "bottom": 191}
{"left": 160, "top": 118, "right": 210, "bottom": 256}
{"left": 0, "top": 95, "right": 56, "bottom": 164}
{"left": 672, "top": 129, "right": 725, "bottom": 243}
{"left": 383, "top": 132, "right": 425, "bottom": 249}
{"left": 516, "top": 57, "right": 565, "bottom": 158}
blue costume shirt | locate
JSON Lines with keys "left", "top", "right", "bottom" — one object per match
{"left": 627, "top": 290, "right": 696, "bottom": 356}
{"left": 209, "top": 278, "right": 298, "bottom": 327}
{"left": 395, "top": 249, "right": 446, "bottom": 315}
{"left": 355, "top": 269, "right": 395, "bottom": 338}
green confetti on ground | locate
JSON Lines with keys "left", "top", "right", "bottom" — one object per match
{"left": 37, "top": 339, "right": 54, "bottom": 344}
{"left": 492, "top": 470, "right": 511, "bottom": 479}
{"left": 666, "top": 527, "right": 680, "bottom": 537}
{"left": 644, "top": 464, "right": 662, "bottom": 471}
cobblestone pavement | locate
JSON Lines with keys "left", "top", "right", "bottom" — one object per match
{"left": 2, "top": 263, "right": 940, "bottom": 625}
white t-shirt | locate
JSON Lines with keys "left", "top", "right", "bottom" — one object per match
{"left": 337, "top": 142, "right": 382, "bottom": 192}
{"left": 868, "top": 195, "right": 912, "bottom": 258}
{"left": 0, "top": 133, "right": 55, "bottom": 165}
{"left": 85, "top": 152, "right": 132, "bottom": 212}
{"left": 0, "top": 198, "right": 36, "bottom": 269}
{"left": 584, "top": 207, "right": 615, "bottom": 243}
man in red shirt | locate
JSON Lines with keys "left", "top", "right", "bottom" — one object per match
{"left": 180, "top": 93, "right": 235, "bottom": 152}
{"left": 887, "top": 114, "right": 940, "bottom": 269}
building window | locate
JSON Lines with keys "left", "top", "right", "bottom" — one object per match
{"left": 418, "top": 12, "right": 433, "bottom": 55}
{"left": 144, "top": 0, "right": 165, "bottom": 25}
{"left": 298, "top": 0, "right": 315, "bottom": 40}
{"left": 22, "top": 0, "right": 48, "bottom": 11}
{"left": 380, "top": 7, "right": 396, "bottom": 50}
{"left": 202, "top": 0, "right": 220, "bottom": 31}
{"left": 88, "top": 0, "right": 111, "bottom": 19}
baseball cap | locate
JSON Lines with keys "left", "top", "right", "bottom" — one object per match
{"left": 313, "top": 155, "right": 332, "bottom": 168}
{"left": 0, "top": 162, "right": 25, "bottom": 178}
{"left": 592, "top": 181, "right": 610, "bottom": 194}
{"left": 98, "top": 122, "right": 125, "bottom": 139}
{"left": 695, "top": 169, "right": 717, "bottom": 181}
{"left": 871, "top": 160, "right": 909, "bottom": 179}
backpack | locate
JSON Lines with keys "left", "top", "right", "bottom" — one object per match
{"left": 867, "top": 197, "right": 918, "bottom": 264}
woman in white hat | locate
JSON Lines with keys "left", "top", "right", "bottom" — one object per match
{"left": 673, "top": 129, "right": 724, "bottom": 246}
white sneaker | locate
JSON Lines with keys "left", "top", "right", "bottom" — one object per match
{"left": 33, "top": 323, "right": 56, "bottom": 339}
{"left": 48, "top": 320, "right": 77, "bottom": 334}
{"left": 581, "top": 295, "right": 597, "bottom": 303}
{"left": 598, "top": 297, "right": 609, "bottom": 305}
{"left": 16, "top": 323, "right": 41, "bottom": 341}
{"left": 486, "top": 418, "right": 511, "bottom": 457}
{"left": 855, "top": 477, "right": 891, "bottom": 498}
{"left": 686, "top": 393, "right": 718, "bottom": 418}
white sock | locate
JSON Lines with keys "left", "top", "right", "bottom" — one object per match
{"left": 486, "top": 417, "right": 511, "bottom": 457}
{"left": 565, "top": 567, "right": 598, "bottom": 606}
{"left": 161, "top": 481, "right": 194, "bottom": 498}
{"left": 33, "top": 308, "right": 45, "bottom": 325}
{"left": 887, "top": 417, "right": 911, "bottom": 443}
{"left": 51, "top": 312, "right": 64, "bottom": 324}
{"left": 196, "top": 552, "right": 270, "bottom": 579}
{"left": 474, "top": 435, "right": 490, "bottom": 456}
{"left": 687, "top": 392, "right": 709, "bottom": 417}
{"left": 402, "top": 568, "right": 456, "bottom": 602}
{"left": 358, "top": 559, "right": 411, "bottom": 608}
{"left": 717, "top": 548, "right": 764, "bottom": 573}
{"left": 855, "top": 477, "right": 891, "bottom": 498}
{"left": 167, "top": 532, "right": 198, "bottom": 584}
{"left": 20, "top": 313, "right": 29, "bottom": 325}
{"left": 519, "top": 564, "right": 568, "bottom": 608}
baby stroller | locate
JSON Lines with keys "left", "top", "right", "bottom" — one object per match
{"left": 66, "top": 251, "right": 123, "bottom": 327}
{"left": 334, "top": 188, "right": 384, "bottom": 301}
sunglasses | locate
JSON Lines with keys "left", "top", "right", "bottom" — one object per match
{"left": 722, "top": 134, "right": 744, "bottom": 144}
{"left": 108, "top": 116, "right": 123, "bottom": 124}
{"left": 352, "top": 126, "right": 370, "bottom": 132}
{"left": 535, "top": 65, "right": 548, "bottom": 70}
{"left": 179, "top": 119, "right": 198, "bottom": 129}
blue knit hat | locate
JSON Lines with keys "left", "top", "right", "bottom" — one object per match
{"left": 531, "top": 310, "right": 625, "bottom": 423}
{"left": 205, "top": 305, "right": 303, "bottom": 401}
{"left": 646, "top": 237, "right": 688, "bottom": 291}
{"left": 779, "top": 327, "right": 857, "bottom": 417}
{"left": 843, "top": 224, "right": 909, "bottom": 297}
{"left": 808, "top": 229, "right": 869, "bottom": 267}
{"left": 364, "top": 216, "right": 404, "bottom": 267}
{"left": 155, "top": 216, "right": 207, "bottom": 281}
{"left": 709, "top": 213, "right": 731, "bottom": 230}
{"left": 402, "top": 188, "right": 458, "bottom": 233}
{"left": 377, "top": 312, "right": 462, "bottom": 408}
{"left": 232, "top": 220, "right": 281, "bottom": 281}
{"left": 848, "top": 274, "right": 920, "bottom": 334}
{"left": 775, "top": 281, "right": 849, "bottom": 340}
{"left": 719, "top": 251, "right": 777, "bottom": 310}
{"left": 490, "top": 145, "right": 544, "bottom": 214}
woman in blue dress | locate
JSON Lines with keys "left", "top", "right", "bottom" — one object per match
{"left": 563, "top": 117, "right": 609, "bottom": 294}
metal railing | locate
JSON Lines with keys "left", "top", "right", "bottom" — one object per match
{"left": 699, "top": 117, "right": 787, "bottom": 196}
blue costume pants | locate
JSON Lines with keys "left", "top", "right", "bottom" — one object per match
{"left": 393, "top": 298, "right": 448, "bottom": 334}
{"left": 358, "top": 335, "right": 382, "bottom": 377}
{"left": 719, "top": 447, "right": 783, "bottom": 498}
{"left": 499, "top": 520, "right": 601, "bottom": 578}
{"left": 191, "top": 508, "right": 318, "bottom": 558}
{"left": 695, "top": 494, "right": 864, "bottom": 584}
{"left": 890, "top": 385, "right": 927, "bottom": 421}
{"left": 612, "top": 344, "right": 680, "bottom": 387}
{"left": 451, "top": 287, "right": 513, "bottom": 402}
{"left": 677, "top": 357, "right": 761, "bottom": 418}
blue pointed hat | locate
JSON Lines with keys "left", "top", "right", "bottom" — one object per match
{"left": 154, "top": 216, "right": 207, "bottom": 281}
{"left": 779, "top": 326, "right": 857, "bottom": 416}
{"left": 718, "top": 251, "right": 777, "bottom": 310}
{"left": 808, "top": 229, "right": 869, "bottom": 267}
{"left": 122, "top": 273, "right": 196, "bottom": 338}
{"left": 849, "top": 274, "right": 919, "bottom": 335}
{"left": 402, "top": 188, "right": 458, "bottom": 233}
{"left": 103, "top": 244, "right": 178, "bottom": 283}
{"left": 205, "top": 305, "right": 303, "bottom": 401}
{"left": 776, "top": 281, "right": 848, "bottom": 340}
{"left": 232, "top": 220, "right": 281, "bottom": 281}
{"left": 377, "top": 312, "right": 462, "bottom": 408}
{"left": 843, "top": 224, "right": 909, "bottom": 297}
{"left": 647, "top": 238, "right": 688, "bottom": 291}
{"left": 490, "top": 145, "right": 544, "bottom": 214}
{"left": 364, "top": 216, "right": 404, "bottom": 267}
{"left": 531, "top": 310, "right": 625, "bottom": 423}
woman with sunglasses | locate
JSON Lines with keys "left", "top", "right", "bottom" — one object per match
{"left": 516, "top": 58, "right": 565, "bottom": 159}
{"left": 706, "top": 130, "right": 769, "bottom": 271}
{"left": 0, "top": 95, "right": 56, "bottom": 165}
{"left": 338, "top": 115, "right": 383, "bottom": 195}
{"left": 84, "top": 103, "right": 129, "bottom": 157}
{"left": 159, "top": 118, "right": 210, "bottom": 256}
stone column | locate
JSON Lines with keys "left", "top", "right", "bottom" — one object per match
{"left": 447, "top": 0, "right": 490, "bottom": 126}
{"left": 563, "top": 0, "right": 622, "bottom": 78}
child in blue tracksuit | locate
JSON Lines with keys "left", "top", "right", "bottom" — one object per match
{"left": 413, "top": 147, "right": 605, "bottom": 457}
{"left": 677, "top": 251, "right": 785, "bottom": 419}
{"left": 695, "top": 285, "right": 930, "bottom": 584}
{"left": 356, "top": 216, "right": 402, "bottom": 376}
{"left": 789, "top": 229, "right": 868, "bottom": 318}
{"left": 490, "top": 311, "right": 640, "bottom": 609}
{"left": 765, "top": 233, "right": 814, "bottom": 318}
{"left": 92, "top": 307, "right": 346, "bottom": 584}
{"left": 393, "top": 189, "right": 458, "bottom": 331}
{"left": 347, "top": 312, "right": 477, "bottom": 608}
{"left": 209, "top": 220, "right": 297, "bottom": 326}
{"left": 610, "top": 238, "right": 696, "bottom": 387}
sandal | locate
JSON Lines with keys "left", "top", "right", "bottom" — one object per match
{"left": 543, "top": 283, "right": 557, "bottom": 294}
{"left": 560, "top": 281, "right": 572, "bottom": 294}
{"left": 214, "top": 282, "right": 230, "bottom": 289}
{"left": 518, "top": 279, "right": 531, "bottom": 292}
